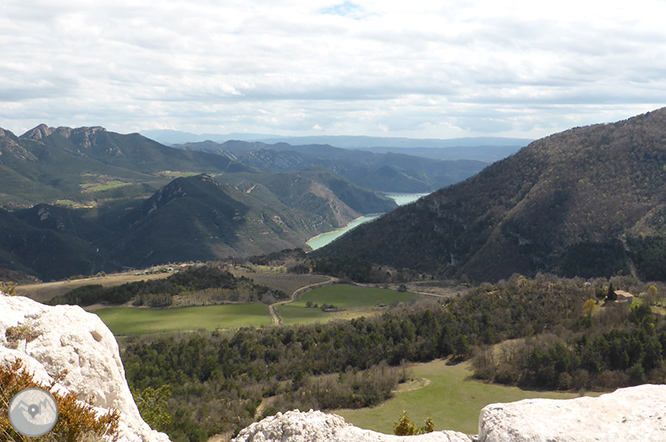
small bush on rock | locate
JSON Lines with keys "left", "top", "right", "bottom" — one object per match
{"left": 393, "top": 411, "right": 434, "bottom": 436}
{"left": 0, "top": 360, "right": 120, "bottom": 442}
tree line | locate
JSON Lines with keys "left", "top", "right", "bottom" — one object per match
{"left": 48, "top": 265, "right": 287, "bottom": 307}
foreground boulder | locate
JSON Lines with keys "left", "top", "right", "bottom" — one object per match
{"left": 479, "top": 384, "right": 666, "bottom": 442}
{"left": 0, "top": 293, "right": 170, "bottom": 442}
{"left": 233, "top": 385, "right": 666, "bottom": 442}
{"left": 232, "top": 409, "right": 473, "bottom": 442}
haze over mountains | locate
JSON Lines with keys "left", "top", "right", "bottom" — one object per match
{"left": 176, "top": 140, "right": 488, "bottom": 193}
{"left": 142, "top": 129, "right": 530, "bottom": 162}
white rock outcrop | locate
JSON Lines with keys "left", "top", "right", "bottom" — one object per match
{"left": 479, "top": 384, "right": 666, "bottom": 442}
{"left": 232, "top": 386, "right": 666, "bottom": 442}
{"left": 0, "top": 293, "right": 170, "bottom": 442}
{"left": 232, "top": 410, "right": 473, "bottom": 442}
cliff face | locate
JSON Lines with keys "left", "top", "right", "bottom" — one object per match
{"left": 0, "top": 293, "right": 170, "bottom": 442}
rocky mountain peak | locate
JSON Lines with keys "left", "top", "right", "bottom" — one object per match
{"left": 0, "top": 127, "right": 38, "bottom": 161}
{"left": 51, "top": 125, "right": 107, "bottom": 140}
{"left": 142, "top": 174, "right": 219, "bottom": 216}
{"left": 0, "top": 127, "right": 17, "bottom": 140}
{"left": 20, "top": 124, "right": 55, "bottom": 140}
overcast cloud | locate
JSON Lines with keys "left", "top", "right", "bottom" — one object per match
{"left": 1, "top": 0, "right": 666, "bottom": 139}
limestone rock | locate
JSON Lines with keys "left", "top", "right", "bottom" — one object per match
{"left": 479, "top": 384, "right": 666, "bottom": 442}
{"left": 232, "top": 409, "right": 473, "bottom": 442}
{"left": 0, "top": 293, "right": 170, "bottom": 442}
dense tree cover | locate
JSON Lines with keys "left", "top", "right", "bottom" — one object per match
{"left": 115, "top": 273, "right": 666, "bottom": 441}
{"left": 120, "top": 273, "right": 663, "bottom": 441}
{"left": 313, "top": 256, "right": 420, "bottom": 284}
{"left": 472, "top": 281, "right": 666, "bottom": 391}
{"left": 627, "top": 236, "right": 666, "bottom": 281}
{"left": 124, "top": 329, "right": 404, "bottom": 441}
{"left": 247, "top": 248, "right": 307, "bottom": 266}
{"left": 49, "top": 265, "right": 287, "bottom": 307}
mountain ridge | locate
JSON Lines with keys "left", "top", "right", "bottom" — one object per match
{"left": 317, "top": 107, "right": 666, "bottom": 282}
{"left": 178, "top": 139, "right": 487, "bottom": 193}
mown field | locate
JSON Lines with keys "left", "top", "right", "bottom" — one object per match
{"left": 278, "top": 284, "right": 419, "bottom": 325}
{"left": 93, "top": 284, "right": 418, "bottom": 335}
{"left": 336, "top": 360, "right": 597, "bottom": 435}
{"left": 95, "top": 304, "right": 271, "bottom": 336}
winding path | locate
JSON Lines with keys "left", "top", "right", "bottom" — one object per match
{"left": 268, "top": 276, "right": 339, "bottom": 326}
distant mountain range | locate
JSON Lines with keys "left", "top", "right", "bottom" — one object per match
{"left": 175, "top": 140, "right": 488, "bottom": 193}
{"left": 317, "top": 108, "right": 666, "bottom": 282}
{"left": 142, "top": 129, "right": 530, "bottom": 162}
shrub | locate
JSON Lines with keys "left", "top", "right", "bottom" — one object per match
{"left": 0, "top": 360, "right": 120, "bottom": 441}
{"left": 132, "top": 385, "right": 172, "bottom": 432}
{"left": 0, "top": 282, "right": 17, "bottom": 296}
{"left": 393, "top": 411, "right": 434, "bottom": 436}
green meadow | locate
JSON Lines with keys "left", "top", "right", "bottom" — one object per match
{"left": 336, "top": 360, "right": 596, "bottom": 435}
{"left": 278, "top": 284, "right": 419, "bottom": 325}
{"left": 95, "top": 303, "right": 271, "bottom": 336}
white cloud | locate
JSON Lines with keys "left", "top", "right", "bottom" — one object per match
{"left": 1, "top": 0, "right": 666, "bottom": 138}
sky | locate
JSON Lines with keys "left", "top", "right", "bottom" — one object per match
{"left": 2, "top": 0, "right": 666, "bottom": 140}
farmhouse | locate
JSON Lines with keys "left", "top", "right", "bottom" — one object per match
{"left": 614, "top": 290, "right": 634, "bottom": 304}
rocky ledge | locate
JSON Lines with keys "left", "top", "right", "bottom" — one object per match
{"left": 0, "top": 294, "right": 169, "bottom": 442}
{"left": 479, "top": 384, "right": 666, "bottom": 442}
{"left": 233, "top": 410, "right": 473, "bottom": 442}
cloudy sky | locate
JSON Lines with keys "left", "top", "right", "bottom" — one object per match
{"left": 2, "top": 0, "right": 666, "bottom": 140}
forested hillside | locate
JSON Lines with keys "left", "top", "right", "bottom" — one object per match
{"left": 318, "top": 108, "right": 666, "bottom": 282}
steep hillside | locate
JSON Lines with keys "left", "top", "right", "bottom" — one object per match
{"left": 317, "top": 108, "right": 666, "bottom": 282}
{"left": 101, "top": 173, "right": 387, "bottom": 268}
{"left": 0, "top": 208, "right": 107, "bottom": 281}
{"left": 178, "top": 140, "right": 487, "bottom": 192}
{"left": 226, "top": 168, "right": 397, "bottom": 215}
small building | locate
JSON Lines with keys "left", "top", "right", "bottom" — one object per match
{"left": 615, "top": 290, "right": 634, "bottom": 304}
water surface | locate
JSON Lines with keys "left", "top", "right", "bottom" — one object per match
{"left": 307, "top": 192, "right": 429, "bottom": 250}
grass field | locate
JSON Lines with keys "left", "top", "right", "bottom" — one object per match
{"left": 336, "top": 360, "right": 597, "bottom": 435}
{"left": 95, "top": 304, "right": 272, "bottom": 336}
{"left": 82, "top": 181, "right": 132, "bottom": 192}
{"left": 278, "top": 284, "right": 419, "bottom": 325}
